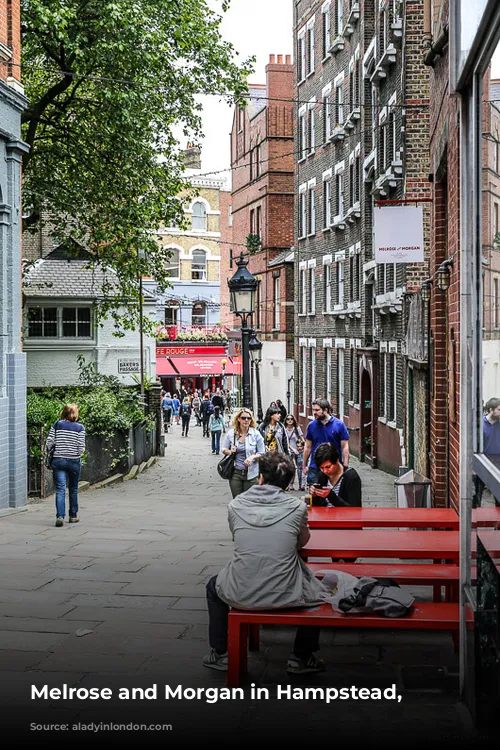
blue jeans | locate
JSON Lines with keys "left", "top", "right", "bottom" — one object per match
{"left": 53, "top": 458, "right": 81, "bottom": 519}
{"left": 211, "top": 430, "right": 221, "bottom": 454}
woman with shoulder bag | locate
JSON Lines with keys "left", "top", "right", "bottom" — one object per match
{"left": 45, "top": 403, "right": 85, "bottom": 528}
{"left": 284, "top": 414, "right": 304, "bottom": 490}
{"left": 259, "top": 406, "right": 290, "bottom": 455}
{"left": 221, "top": 409, "right": 265, "bottom": 498}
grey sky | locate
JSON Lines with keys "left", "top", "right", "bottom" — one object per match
{"left": 194, "top": 0, "right": 293, "bottom": 183}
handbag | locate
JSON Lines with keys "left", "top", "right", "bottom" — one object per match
{"left": 217, "top": 432, "right": 236, "bottom": 480}
{"left": 45, "top": 421, "right": 58, "bottom": 469}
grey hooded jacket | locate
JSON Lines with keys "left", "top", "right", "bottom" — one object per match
{"left": 216, "top": 483, "right": 324, "bottom": 610}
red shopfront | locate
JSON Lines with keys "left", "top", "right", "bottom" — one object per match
{"left": 156, "top": 344, "right": 240, "bottom": 394}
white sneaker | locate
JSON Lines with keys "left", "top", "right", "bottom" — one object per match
{"left": 202, "top": 649, "right": 228, "bottom": 671}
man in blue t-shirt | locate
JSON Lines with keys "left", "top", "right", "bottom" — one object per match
{"left": 473, "top": 397, "right": 500, "bottom": 508}
{"left": 302, "top": 398, "right": 350, "bottom": 486}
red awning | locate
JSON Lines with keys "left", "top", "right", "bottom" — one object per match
{"left": 155, "top": 357, "right": 179, "bottom": 376}
{"left": 169, "top": 356, "right": 236, "bottom": 376}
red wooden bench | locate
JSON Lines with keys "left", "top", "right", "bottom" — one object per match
{"left": 227, "top": 602, "right": 461, "bottom": 688}
{"left": 306, "top": 507, "right": 459, "bottom": 530}
{"left": 306, "top": 562, "right": 460, "bottom": 602}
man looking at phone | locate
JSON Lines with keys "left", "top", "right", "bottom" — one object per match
{"left": 310, "top": 443, "right": 361, "bottom": 507}
{"left": 302, "top": 399, "right": 350, "bottom": 486}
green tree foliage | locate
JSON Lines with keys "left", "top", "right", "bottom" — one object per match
{"left": 21, "top": 0, "right": 253, "bottom": 327}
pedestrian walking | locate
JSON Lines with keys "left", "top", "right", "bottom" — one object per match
{"left": 192, "top": 392, "right": 202, "bottom": 426}
{"left": 172, "top": 394, "right": 181, "bottom": 425}
{"left": 259, "top": 406, "right": 290, "bottom": 454}
{"left": 200, "top": 394, "right": 213, "bottom": 437}
{"left": 221, "top": 408, "right": 265, "bottom": 498}
{"left": 283, "top": 414, "right": 304, "bottom": 490}
{"left": 180, "top": 397, "right": 192, "bottom": 437}
{"left": 276, "top": 399, "right": 287, "bottom": 423}
{"left": 302, "top": 398, "right": 350, "bottom": 486}
{"left": 162, "top": 392, "right": 173, "bottom": 430}
{"left": 45, "top": 403, "right": 86, "bottom": 527}
{"left": 209, "top": 406, "right": 225, "bottom": 455}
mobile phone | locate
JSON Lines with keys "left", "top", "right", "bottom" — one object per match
{"left": 313, "top": 483, "right": 323, "bottom": 489}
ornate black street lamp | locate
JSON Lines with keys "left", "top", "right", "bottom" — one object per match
{"left": 249, "top": 331, "right": 263, "bottom": 422}
{"left": 228, "top": 254, "right": 258, "bottom": 410}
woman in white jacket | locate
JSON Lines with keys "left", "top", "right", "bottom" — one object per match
{"left": 221, "top": 408, "right": 265, "bottom": 498}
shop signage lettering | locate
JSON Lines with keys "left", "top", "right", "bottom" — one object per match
{"left": 118, "top": 359, "right": 140, "bottom": 373}
{"left": 374, "top": 206, "right": 424, "bottom": 263}
{"left": 156, "top": 346, "right": 226, "bottom": 356}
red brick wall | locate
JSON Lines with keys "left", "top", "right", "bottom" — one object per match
{"left": 428, "top": 4, "right": 461, "bottom": 510}
{"left": 0, "top": 1, "right": 21, "bottom": 83}
{"left": 231, "top": 54, "right": 294, "bottom": 342}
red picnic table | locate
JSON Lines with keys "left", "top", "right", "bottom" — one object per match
{"left": 306, "top": 506, "right": 459, "bottom": 530}
{"left": 300, "top": 529, "right": 459, "bottom": 563}
{"left": 472, "top": 507, "right": 500, "bottom": 528}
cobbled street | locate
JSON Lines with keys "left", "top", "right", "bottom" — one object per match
{"left": 0, "top": 419, "right": 476, "bottom": 742}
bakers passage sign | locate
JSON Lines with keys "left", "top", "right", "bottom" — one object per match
{"left": 156, "top": 346, "right": 227, "bottom": 356}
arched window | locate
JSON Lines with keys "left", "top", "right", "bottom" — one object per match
{"left": 192, "top": 301, "right": 206, "bottom": 326}
{"left": 192, "top": 249, "right": 207, "bottom": 281}
{"left": 165, "top": 248, "right": 180, "bottom": 278}
{"left": 192, "top": 201, "right": 207, "bottom": 231}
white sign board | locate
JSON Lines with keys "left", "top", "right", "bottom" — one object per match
{"left": 118, "top": 359, "right": 140, "bottom": 374}
{"left": 374, "top": 205, "right": 424, "bottom": 264}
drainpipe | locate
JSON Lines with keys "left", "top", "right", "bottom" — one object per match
{"left": 423, "top": 0, "right": 432, "bottom": 52}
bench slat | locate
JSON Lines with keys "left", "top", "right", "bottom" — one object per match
{"left": 307, "top": 562, "right": 460, "bottom": 583}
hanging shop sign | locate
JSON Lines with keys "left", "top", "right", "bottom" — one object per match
{"left": 374, "top": 205, "right": 424, "bottom": 264}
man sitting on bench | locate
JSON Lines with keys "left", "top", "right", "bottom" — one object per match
{"left": 204, "top": 451, "right": 325, "bottom": 675}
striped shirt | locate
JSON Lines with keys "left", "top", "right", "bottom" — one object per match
{"left": 46, "top": 420, "right": 86, "bottom": 459}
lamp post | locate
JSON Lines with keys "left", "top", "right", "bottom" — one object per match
{"left": 221, "top": 358, "right": 227, "bottom": 391}
{"left": 228, "top": 253, "right": 258, "bottom": 410}
{"left": 137, "top": 248, "right": 146, "bottom": 410}
{"left": 248, "top": 331, "right": 263, "bottom": 422}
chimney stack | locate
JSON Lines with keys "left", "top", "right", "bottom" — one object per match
{"left": 277, "top": 54, "right": 283, "bottom": 64}
{"left": 269, "top": 54, "right": 275, "bottom": 64}
{"left": 285, "top": 54, "right": 292, "bottom": 65}
{"left": 183, "top": 144, "right": 201, "bottom": 170}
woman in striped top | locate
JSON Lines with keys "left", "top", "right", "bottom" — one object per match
{"left": 45, "top": 403, "right": 86, "bottom": 527}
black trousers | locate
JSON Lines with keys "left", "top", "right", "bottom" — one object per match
{"left": 202, "top": 416, "right": 210, "bottom": 436}
{"left": 206, "top": 575, "right": 320, "bottom": 657}
{"left": 181, "top": 415, "right": 190, "bottom": 436}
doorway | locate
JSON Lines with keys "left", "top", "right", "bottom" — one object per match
{"left": 360, "top": 368, "right": 372, "bottom": 464}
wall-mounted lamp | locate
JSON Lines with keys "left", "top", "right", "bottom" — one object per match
{"left": 420, "top": 279, "right": 432, "bottom": 303}
{"left": 436, "top": 258, "right": 453, "bottom": 291}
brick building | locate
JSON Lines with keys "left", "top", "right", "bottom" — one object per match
{"left": 230, "top": 54, "right": 295, "bottom": 412}
{"left": 293, "top": 0, "right": 430, "bottom": 475}
{"left": 482, "top": 75, "right": 500, "bottom": 403}
{"left": 0, "top": 0, "right": 28, "bottom": 513}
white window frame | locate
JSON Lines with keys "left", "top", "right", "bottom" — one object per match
{"left": 336, "top": 172, "right": 344, "bottom": 219}
{"left": 324, "top": 95, "right": 332, "bottom": 141}
{"left": 300, "top": 268, "right": 307, "bottom": 314}
{"left": 323, "top": 178, "right": 332, "bottom": 228}
{"left": 308, "top": 107, "right": 316, "bottom": 153}
{"left": 308, "top": 186, "right": 316, "bottom": 235}
{"left": 191, "top": 201, "right": 207, "bottom": 232}
{"left": 322, "top": 4, "right": 331, "bottom": 57}
{"left": 299, "top": 190, "right": 307, "bottom": 237}
{"left": 335, "top": 82, "right": 344, "bottom": 125}
{"left": 308, "top": 266, "right": 316, "bottom": 315}
{"left": 308, "top": 23, "right": 315, "bottom": 74}
{"left": 301, "top": 346, "right": 307, "bottom": 416}
{"left": 299, "top": 110, "right": 307, "bottom": 160}
{"left": 324, "top": 263, "right": 332, "bottom": 312}
{"left": 273, "top": 276, "right": 281, "bottom": 330}
{"left": 298, "top": 32, "right": 306, "bottom": 82}
{"left": 191, "top": 249, "right": 207, "bottom": 281}
{"left": 337, "top": 259, "right": 344, "bottom": 306}
{"left": 336, "top": 0, "right": 343, "bottom": 35}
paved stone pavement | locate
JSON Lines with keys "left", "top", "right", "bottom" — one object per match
{"left": 0, "top": 419, "right": 481, "bottom": 743}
